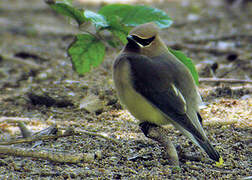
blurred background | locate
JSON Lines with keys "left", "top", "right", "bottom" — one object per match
{"left": 0, "top": 0, "right": 251, "bottom": 179}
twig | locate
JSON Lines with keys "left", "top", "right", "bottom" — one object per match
{"left": 78, "top": 25, "right": 116, "bottom": 50}
{"left": 199, "top": 78, "right": 252, "bottom": 84}
{"left": 0, "top": 146, "right": 94, "bottom": 163}
{"left": 18, "top": 122, "right": 32, "bottom": 138}
{"left": 1, "top": 54, "right": 41, "bottom": 69}
{"left": 167, "top": 43, "right": 241, "bottom": 55}
{"left": 0, "top": 117, "right": 32, "bottom": 123}
{"left": 0, "top": 125, "right": 113, "bottom": 163}
{"left": 0, "top": 133, "right": 73, "bottom": 146}
{"left": 0, "top": 128, "right": 119, "bottom": 145}
{"left": 31, "top": 124, "right": 58, "bottom": 148}
{"left": 203, "top": 119, "right": 239, "bottom": 127}
{"left": 76, "top": 129, "right": 119, "bottom": 144}
{"left": 200, "top": 85, "right": 252, "bottom": 94}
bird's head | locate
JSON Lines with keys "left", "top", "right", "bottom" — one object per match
{"left": 125, "top": 22, "right": 167, "bottom": 57}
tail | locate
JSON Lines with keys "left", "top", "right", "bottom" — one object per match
{"left": 197, "top": 138, "right": 220, "bottom": 162}
{"left": 169, "top": 113, "right": 222, "bottom": 163}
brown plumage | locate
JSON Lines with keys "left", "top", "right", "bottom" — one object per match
{"left": 113, "top": 22, "right": 221, "bottom": 164}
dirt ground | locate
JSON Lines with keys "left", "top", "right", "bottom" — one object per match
{"left": 0, "top": 0, "right": 251, "bottom": 179}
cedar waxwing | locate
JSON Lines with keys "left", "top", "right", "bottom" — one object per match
{"left": 113, "top": 22, "right": 223, "bottom": 165}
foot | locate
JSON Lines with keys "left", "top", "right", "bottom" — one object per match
{"left": 139, "top": 122, "right": 180, "bottom": 166}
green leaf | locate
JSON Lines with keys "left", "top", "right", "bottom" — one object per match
{"left": 102, "top": 15, "right": 130, "bottom": 45}
{"left": 111, "top": 29, "right": 128, "bottom": 44}
{"left": 84, "top": 10, "right": 109, "bottom": 29}
{"left": 61, "top": 0, "right": 72, "bottom": 5}
{"left": 68, "top": 34, "right": 105, "bottom": 75}
{"left": 168, "top": 48, "right": 199, "bottom": 85}
{"left": 99, "top": 4, "right": 173, "bottom": 29}
{"left": 105, "top": 16, "right": 131, "bottom": 33}
{"left": 46, "top": 1, "right": 86, "bottom": 25}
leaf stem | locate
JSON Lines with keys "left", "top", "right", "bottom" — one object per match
{"left": 199, "top": 78, "right": 252, "bottom": 84}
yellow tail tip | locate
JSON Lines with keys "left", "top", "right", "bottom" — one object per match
{"left": 215, "top": 157, "right": 224, "bottom": 167}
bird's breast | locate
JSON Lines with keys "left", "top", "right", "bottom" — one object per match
{"left": 113, "top": 57, "right": 167, "bottom": 125}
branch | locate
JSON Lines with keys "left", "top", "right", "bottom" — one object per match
{"left": 199, "top": 78, "right": 252, "bottom": 84}
{"left": 0, "top": 127, "right": 119, "bottom": 145}
{"left": 0, "top": 146, "right": 95, "bottom": 163}
{"left": 1, "top": 54, "right": 41, "bottom": 69}
{"left": 0, "top": 117, "right": 32, "bottom": 123}
{"left": 0, "top": 125, "right": 113, "bottom": 163}
{"left": 0, "top": 132, "right": 74, "bottom": 146}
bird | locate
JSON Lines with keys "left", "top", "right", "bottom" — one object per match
{"left": 113, "top": 22, "right": 223, "bottom": 165}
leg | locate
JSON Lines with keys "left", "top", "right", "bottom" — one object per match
{"left": 139, "top": 122, "right": 179, "bottom": 166}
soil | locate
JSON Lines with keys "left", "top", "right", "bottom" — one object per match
{"left": 0, "top": 0, "right": 251, "bottom": 179}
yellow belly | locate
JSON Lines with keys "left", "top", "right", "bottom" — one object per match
{"left": 113, "top": 58, "right": 167, "bottom": 125}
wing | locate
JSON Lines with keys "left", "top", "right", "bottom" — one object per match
{"left": 125, "top": 53, "right": 205, "bottom": 141}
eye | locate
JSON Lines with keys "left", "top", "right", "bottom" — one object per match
{"left": 132, "top": 35, "right": 155, "bottom": 46}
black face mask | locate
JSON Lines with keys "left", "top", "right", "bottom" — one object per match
{"left": 131, "top": 35, "right": 155, "bottom": 46}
